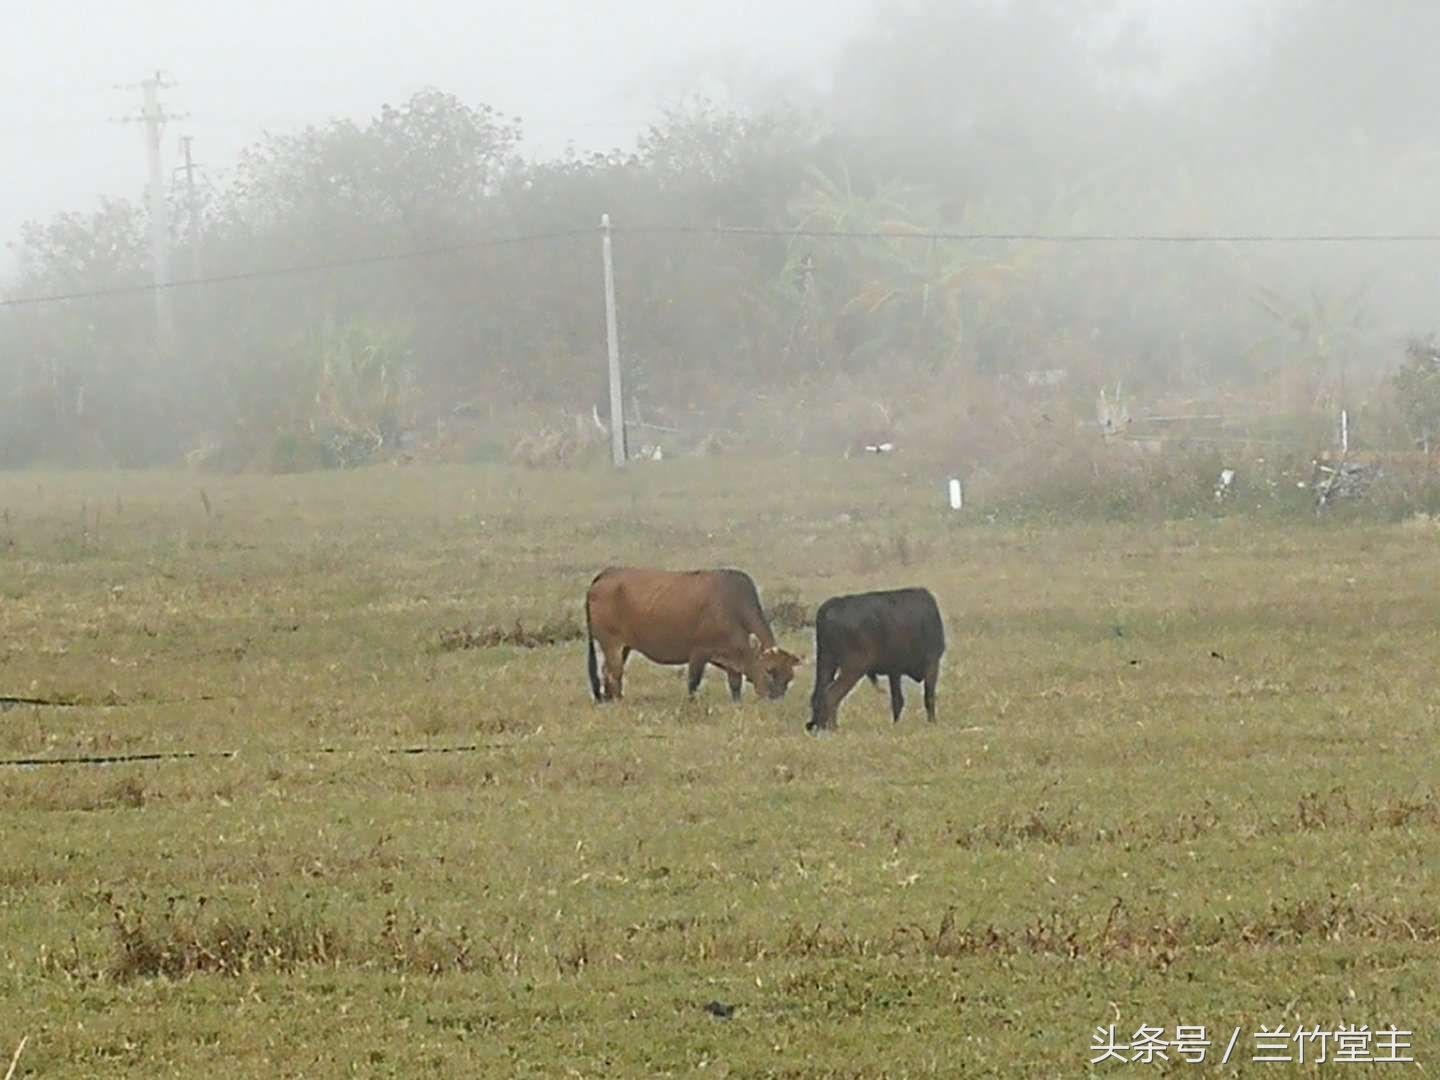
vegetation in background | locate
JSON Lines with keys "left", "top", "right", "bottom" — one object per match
{"left": 2, "top": 2, "right": 1438, "bottom": 499}
{"left": 1393, "top": 337, "right": 1440, "bottom": 453}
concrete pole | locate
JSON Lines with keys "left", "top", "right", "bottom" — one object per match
{"left": 601, "top": 213, "right": 626, "bottom": 467}
{"left": 142, "top": 74, "right": 174, "bottom": 351}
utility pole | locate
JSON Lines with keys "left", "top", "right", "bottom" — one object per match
{"left": 601, "top": 213, "right": 627, "bottom": 467}
{"left": 113, "top": 71, "right": 186, "bottom": 353}
{"left": 178, "top": 135, "right": 203, "bottom": 281}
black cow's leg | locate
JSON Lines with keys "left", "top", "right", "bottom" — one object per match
{"left": 808, "top": 653, "right": 839, "bottom": 731}
{"left": 686, "top": 654, "right": 708, "bottom": 698}
{"left": 821, "top": 666, "right": 865, "bottom": 729}
{"left": 727, "top": 670, "right": 743, "bottom": 702}
{"left": 889, "top": 675, "right": 904, "bottom": 722}
{"left": 923, "top": 659, "right": 939, "bottom": 722}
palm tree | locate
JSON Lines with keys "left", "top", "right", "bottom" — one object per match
{"left": 1245, "top": 282, "right": 1374, "bottom": 412}
{"left": 781, "top": 164, "right": 1045, "bottom": 369}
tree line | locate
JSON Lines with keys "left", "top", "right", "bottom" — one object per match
{"left": 4, "top": 0, "right": 1439, "bottom": 470}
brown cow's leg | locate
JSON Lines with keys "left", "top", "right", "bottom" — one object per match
{"left": 923, "top": 659, "right": 939, "bottom": 722}
{"left": 686, "top": 654, "right": 708, "bottom": 698}
{"left": 821, "top": 665, "right": 866, "bottom": 729}
{"left": 726, "top": 670, "right": 743, "bottom": 702}
{"left": 602, "top": 642, "right": 627, "bottom": 701}
{"left": 889, "top": 675, "right": 905, "bottom": 722}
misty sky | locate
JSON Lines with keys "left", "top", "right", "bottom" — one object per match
{"left": 3, "top": 0, "right": 1259, "bottom": 264}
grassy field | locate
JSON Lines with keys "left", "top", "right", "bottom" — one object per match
{"left": 1, "top": 457, "right": 1438, "bottom": 1077}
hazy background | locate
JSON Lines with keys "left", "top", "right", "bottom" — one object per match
{"left": 5, "top": 0, "right": 1440, "bottom": 505}
{"left": 6, "top": 0, "right": 873, "bottom": 251}
{"left": 2, "top": 0, "right": 1253, "bottom": 254}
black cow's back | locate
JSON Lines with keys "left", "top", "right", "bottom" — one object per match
{"left": 814, "top": 587, "right": 944, "bottom": 681}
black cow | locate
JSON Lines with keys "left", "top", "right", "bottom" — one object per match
{"left": 807, "top": 587, "right": 945, "bottom": 732}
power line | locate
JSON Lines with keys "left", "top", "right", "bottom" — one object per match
{"left": 618, "top": 224, "right": 1440, "bottom": 244}
{"left": 8, "top": 221, "right": 1440, "bottom": 311}
{"left": 0, "top": 225, "right": 598, "bottom": 309}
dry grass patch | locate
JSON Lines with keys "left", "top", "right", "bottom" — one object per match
{"left": 3, "top": 461, "right": 1440, "bottom": 1076}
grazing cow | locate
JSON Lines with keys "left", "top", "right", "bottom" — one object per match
{"left": 585, "top": 567, "right": 804, "bottom": 703}
{"left": 807, "top": 587, "right": 945, "bottom": 732}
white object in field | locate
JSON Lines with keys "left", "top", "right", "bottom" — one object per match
{"left": 948, "top": 478, "right": 963, "bottom": 510}
{"left": 1023, "top": 368, "right": 1068, "bottom": 388}
{"left": 1097, "top": 384, "right": 1131, "bottom": 437}
{"left": 1215, "top": 468, "right": 1236, "bottom": 501}
{"left": 1341, "top": 409, "right": 1349, "bottom": 452}
{"left": 863, "top": 442, "right": 894, "bottom": 454}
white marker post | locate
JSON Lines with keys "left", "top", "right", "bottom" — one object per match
{"left": 1215, "top": 468, "right": 1236, "bottom": 502}
{"left": 948, "top": 478, "right": 963, "bottom": 511}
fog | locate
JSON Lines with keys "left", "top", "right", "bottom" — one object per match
{"left": 5, "top": 0, "right": 1440, "bottom": 481}
{"left": 2, "top": 0, "right": 1262, "bottom": 252}
{"left": 1, "top": 0, "right": 882, "bottom": 249}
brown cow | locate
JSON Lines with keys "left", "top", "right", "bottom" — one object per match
{"left": 585, "top": 567, "right": 803, "bottom": 703}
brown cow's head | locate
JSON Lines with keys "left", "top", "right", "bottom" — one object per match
{"left": 749, "top": 634, "right": 804, "bottom": 699}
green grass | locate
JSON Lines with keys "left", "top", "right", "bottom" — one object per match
{"left": 1, "top": 457, "right": 1438, "bottom": 1076}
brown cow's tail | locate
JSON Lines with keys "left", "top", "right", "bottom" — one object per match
{"left": 585, "top": 596, "right": 603, "bottom": 703}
